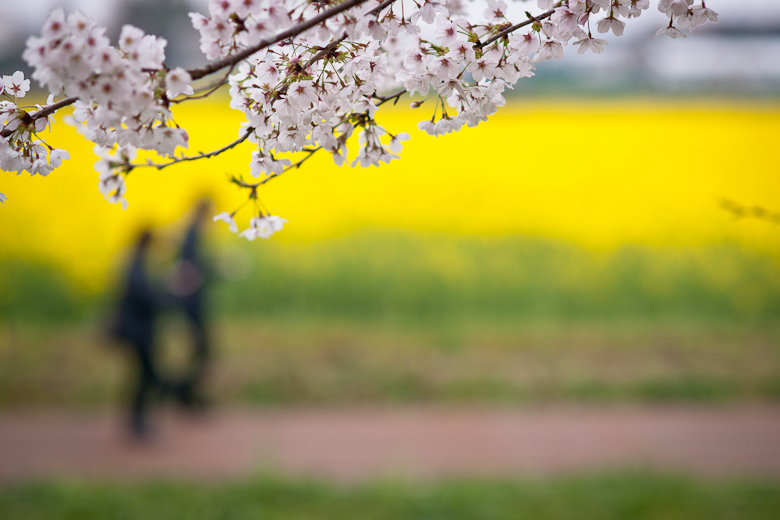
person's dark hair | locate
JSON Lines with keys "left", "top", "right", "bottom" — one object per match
{"left": 194, "top": 198, "right": 213, "bottom": 221}
{"left": 136, "top": 229, "right": 153, "bottom": 251}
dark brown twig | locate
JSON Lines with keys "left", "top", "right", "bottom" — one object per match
{"left": 375, "top": 89, "right": 405, "bottom": 106}
{"left": 0, "top": 96, "right": 78, "bottom": 138}
{"left": 479, "top": 9, "right": 556, "bottom": 49}
{"left": 173, "top": 64, "right": 236, "bottom": 103}
{"left": 134, "top": 126, "right": 254, "bottom": 171}
{"left": 367, "top": 0, "right": 397, "bottom": 16}
{"left": 247, "top": 145, "right": 323, "bottom": 188}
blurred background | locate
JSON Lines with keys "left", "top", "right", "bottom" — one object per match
{"left": 2, "top": 1, "right": 780, "bottom": 519}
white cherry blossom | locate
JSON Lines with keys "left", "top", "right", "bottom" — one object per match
{"left": 388, "top": 132, "right": 410, "bottom": 153}
{"left": 575, "top": 37, "right": 607, "bottom": 55}
{"left": 597, "top": 16, "right": 626, "bottom": 37}
{"left": 691, "top": 5, "right": 719, "bottom": 29}
{"left": 484, "top": 0, "right": 508, "bottom": 22}
{"left": 166, "top": 68, "right": 194, "bottom": 98}
{"left": 658, "top": 0, "right": 693, "bottom": 17}
{"left": 239, "top": 214, "right": 288, "bottom": 240}
{"left": 3, "top": 71, "right": 31, "bottom": 99}
{"left": 213, "top": 211, "right": 239, "bottom": 233}
{"left": 655, "top": 25, "right": 687, "bottom": 38}
{"left": 535, "top": 39, "right": 565, "bottom": 62}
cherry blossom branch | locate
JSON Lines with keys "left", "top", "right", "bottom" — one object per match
{"left": 375, "top": 89, "right": 405, "bottom": 105}
{"left": 135, "top": 0, "right": 395, "bottom": 184}
{"left": 134, "top": 126, "right": 254, "bottom": 171}
{"left": 230, "top": 146, "right": 324, "bottom": 195}
{"left": 1, "top": 126, "right": 17, "bottom": 139}
{"left": 172, "top": 65, "right": 236, "bottom": 104}
{"left": 31, "top": 96, "right": 79, "bottom": 120}
{"left": 4, "top": 0, "right": 390, "bottom": 133}
{"left": 275, "top": 34, "right": 350, "bottom": 97}
{"left": 187, "top": 0, "right": 370, "bottom": 80}
{"left": 248, "top": 146, "right": 322, "bottom": 187}
{"left": 307, "top": 34, "right": 349, "bottom": 65}
{"left": 0, "top": 96, "right": 78, "bottom": 138}
{"left": 480, "top": 9, "right": 556, "bottom": 49}
{"left": 367, "top": 0, "right": 397, "bottom": 16}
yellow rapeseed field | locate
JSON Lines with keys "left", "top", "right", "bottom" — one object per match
{"left": 2, "top": 97, "right": 779, "bottom": 291}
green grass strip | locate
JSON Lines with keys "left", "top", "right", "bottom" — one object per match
{"left": 2, "top": 472, "right": 779, "bottom": 520}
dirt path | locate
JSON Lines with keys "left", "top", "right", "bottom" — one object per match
{"left": 1, "top": 405, "right": 780, "bottom": 482}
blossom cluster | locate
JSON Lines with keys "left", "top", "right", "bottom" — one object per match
{"left": 656, "top": 0, "right": 718, "bottom": 38}
{"left": 1, "top": 71, "right": 70, "bottom": 203}
{"left": 214, "top": 210, "right": 288, "bottom": 240}
{"left": 23, "top": 9, "right": 188, "bottom": 156}
{"left": 1, "top": 0, "right": 719, "bottom": 237}
{"left": 19, "top": 8, "right": 192, "bottom": 208}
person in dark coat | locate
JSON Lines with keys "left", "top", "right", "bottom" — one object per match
{"left": 170, "top": 199, "right": 213, "bottom": 407}
{"left": 111, "top": 229, "right": 170, "bottom": 438}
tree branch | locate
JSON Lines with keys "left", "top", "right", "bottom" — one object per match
{"left": 0, "top": 96, "right": 78, "bottom": 138}
{"left": 375, "top": 88, "right": 405, "bottom": 106}
{"left": 251, "top": 146, "right": 323, "bottom": 187}
{"left": 307, "top": 34, "right": 349, "bottom": 66}
{"left": 2, "top": 0, "right": 386, "bottom": 137}
{"left": 367, "top": 0, "right": 397, "bottom": 16}
{"left": 479, "top": 9, "right": 556, "bottom": 49}
{"left": 187, "top": 0, "right": 370, "bottom": 80}
{"left": 275, "top": 33, "right": 349, "bottom": 98}
{"left": 172, "top": 65, "right": 236, "bottom": 104}
{"left": 135, "top": 126, "right": 254, "bottom": 171}
{"left": 32, "top": 96, "right": 80, "bottom": 121}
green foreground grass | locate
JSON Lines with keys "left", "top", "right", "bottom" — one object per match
{"left": 2, "top": 473, "right": 779, "bottom": 520}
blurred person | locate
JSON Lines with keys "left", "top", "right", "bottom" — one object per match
{"left": 110, "top": 229, "right": 174, "bottom": 439}
{"left": 168, "top": 199, "right": 214, "bottom": 409}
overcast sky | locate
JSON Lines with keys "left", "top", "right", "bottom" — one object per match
{"left": 5, "top": 0, "right": 780, "bottom": 42}
{"left": 3, "top": 1, "right": 779, "bottom": 85}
